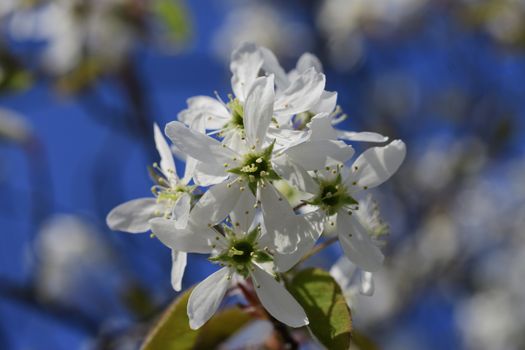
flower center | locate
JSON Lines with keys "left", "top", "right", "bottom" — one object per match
{"left": 308, "top": 175, "right": 358, "bottom": 216}
{"left": 210, "top": 227, "right": 273, "bottom": 277}
{"left": 229, "top": 241, "right": 254, "bottom": 264}
{"left": 227, "top": 99, "right": 244, "bottom": 130}
{"left": 156, "top": 185, "right": 190, "bottom": 203}
{"left": 228, "top": 142, "right": 279, "bottom": 192}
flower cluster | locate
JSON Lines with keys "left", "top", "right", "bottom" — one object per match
{"left": 107, "top": 42, "right": 406, "bottom": 330}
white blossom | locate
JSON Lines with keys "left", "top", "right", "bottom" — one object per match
{"left": 167, "top": 74, "right": 353, "bottom": 253}
{"left": 106, "top": 124, "right": 196, "bottom": 291}
{"left": 150, "top": 217, "right": 310, "bottom": 329}
{"left": 301, "top": 140, "right": 406, "bottom": 271}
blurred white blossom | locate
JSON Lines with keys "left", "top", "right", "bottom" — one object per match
{"left": 213, "top": 4, "right": 312, "bottom": 62}
{"left": 317, "top": 0, "right": 427, "bottom": 70}
{"left": 34, "top": 215, "right": 124, "bottom": 316}
{"left": 0, "top": 108, "right": 32, "bottom": 144}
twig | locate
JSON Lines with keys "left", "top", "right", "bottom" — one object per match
{"left": 237, "top": 282, "right": 299, "bottom": 349}
{"left": 0, "top": 277, "right": 100, "bottom": 334}
{"left": 295, "top": 236, "right": 338, "bottom": 268}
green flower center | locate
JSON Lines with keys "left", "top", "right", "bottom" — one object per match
{"left": 156, "top": 185, "right": 190, "bottom": 202}
{"left": 228, "top": 142, "right": 280, "bottom": 193}
{"left": 210, "top": 227, "right": 273, "bottom": 277}
{"left": 308, "top": 174, "right": 358, "bottom": 216}
{"left": 227, "top": 99, "right": 244, "bottom": 130}
{"left": 230, "top": 241, "right": 254, "bottom": 264}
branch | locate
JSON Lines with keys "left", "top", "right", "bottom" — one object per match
{"left": 0, "top": 277, "right": 100, "bottom": 334}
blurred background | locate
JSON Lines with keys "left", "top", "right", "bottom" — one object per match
{"left": 1, "top": 0, "right": 525, "bottom": 349}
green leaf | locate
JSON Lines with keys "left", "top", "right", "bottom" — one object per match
{"left": 56, "top": 58, "right": 101, "bottom": 93}
{"left": 0, "top": 54, "right": 33, "bottom": 93}
{"left": 153, "top": 0, "right": 191, "bottom": 44}
{"left": 193, "top": 307, "right": 253, "bottom": 349}
{"left": 141, "top": 288, "right": 197, "bottom": 350}
{"left": 352, "top": 330, "right": 380, "bottom": 350}
{"left": 288, "top": 268, "right": 352, "bottom": 350}
{"left": 141, "top": 288, "right": 254, "bottom": 350}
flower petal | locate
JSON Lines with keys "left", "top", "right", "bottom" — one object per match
{"left": 284, "top": 140, "right": 354, "bottom": 171}
{"left": 272, "top": 154, "right": 317, "bottom": 194}
{"left": 230, "top": 187, "right": 257, "bottom": 233}
{"left": 360, "top": 271, "right": 374, "bottom": 296}
{"left": 220, "top": 320, "right": 274, "bottom": 350}
{"left": 267, "top": 126, "right": 310, "bottom": 150}
{"left": 178, "top": 96, "right": 230, "bottom": 130}
{"left": 274, "top": 67, "right": 325, "bottom": 118}
{"left": 259, "top": 185, "right": 302, "bottom": 254}
{"left": 230, "top": 42, "right": 264, "bottom": 102}
{"left": 244, "top": 75, "right": 275, "bottom": 149}
{"left": 308, "top": 113, "right": 338, "bottom": 141}
{"left": 251, "top": 265, "right": 308, "bottom": 328}
{"left": 149, "top": 218, "right": 220, "bottom": 253}
{"left": 311, "top": 90, "right": 337, "bottom": 114}
{"left": 165, "top": 121, "right": 237, "bottom": 166}
{"left": 329, "top": 256, "right": 358, "bottom": 291}
{"left": 346, "top": 140, "right": 406, "bottom": 190}
{"left": 106, "top": 198, "right": 158, "bottom": 233}
{"left": 170, "top": 250, "right": 187, "bottom": 292}
{"left": 188, "top": 267, "right": 231, "bottom": 329}
{"left": 173, "top": 193, "right": 191, "bottom": 229}
{"left": 181, "top": 155, "right": 198, "bottom": 185}
{"left": 190, "top": 180, "right": 242, "bottom": 227}
{"left": 192, "top": 161, "right": 229, "bottom": 186}
{"left": 260, "top": 46, "right": 289, "bottom": 90}
{"left": 272, "top": 211, "right": 322, "bottom": 272}
{"left": 338, "top": 131, "right": 388, "bottom": 143}
{"left": 296, "top": 53, "right": 323, "bottom": 74}
{"left": 337, "top": 213, "right": 384, "bottom": 272}
{"left": 154, "top": 123, "right": 177, "bottom": 178}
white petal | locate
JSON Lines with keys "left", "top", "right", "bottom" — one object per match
{"left": 337, "top": 213, "right": 384, "bottom": 272}
{"left": 172, "top": 193, "right": 191, "bottom": 229}
{"left": 272, "top": 154, "right": 317, "bottom": 194}
{"left": 274, "top": 67, "right": 325, "bottom": 118}
{"left": 223, "top": 132, "right": 250, "bottom": 154}
{"left": 154, "top": 123, "right": 177, "bottom": 177}
{"left": 360, "top": 271, "right": 374, "bottom": 296}
{"left": 190, "top": 180, "right": 242, "bottom": 227}
{"left": 284, "top": 140, "right": 354, "bottom": 171}
{"left": 259, "top": 185, "right": 302, "bottom": 254}
{"left": 178, "top": 96, "right": 230, "bottom": 130}
{"left": 329, "top": 256, "right": 358, "bottom": 291}
{"left": 346, "top": 140, "right": 406, "bottom": 190}
{"left": 149, "top": 218, "right": 220, "bottom": 253}
{"left": 170, "top": 251, "right": 187, "bottom": 292}
{"left": 106, "top": 198, "right": 158, "bottom": 233}
{"left": 244, "top": 75, "right": 275, "bottom": 149}
{"left": 272, "top": 211, "right": 322, "bottom": 272}
{"left": 338, "top": 131, "right": 388, "bottom": 143}
{"left": 251, "top": 265, "right": 308, "bottom": 328}
{"left": 192, "top": 161, "right": 229, "bottom": 186}
{"left": 165, "top": 121, "right": 237, "bottom": 166}
{"left": 310, "top": 90, "right": 337, "bottom": 114}
{"left": 308, "top": 113, "right": 338, "bottom": 141}
{"left": 188, "top": 267, "right": 231, "bottom": 329}
{"left": 230, "top": 42, "right": 264, "bottom": 102}
{"left": 296, "top": 52, "right": 323, "bottom": 74}
{"left": 267, "top": 126, "right": 310, "bottom": 150}
{"left": 230, "top": 188, "right": 256, "bottom": 233}
{"left": 181, "top": 156, "right": 198, "bottom": 185}
{"left": 220, "top": 320, "right": 273, "bottom": 350}
{"left": 259, "top": 46, "right": 289, "bottom": 90}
